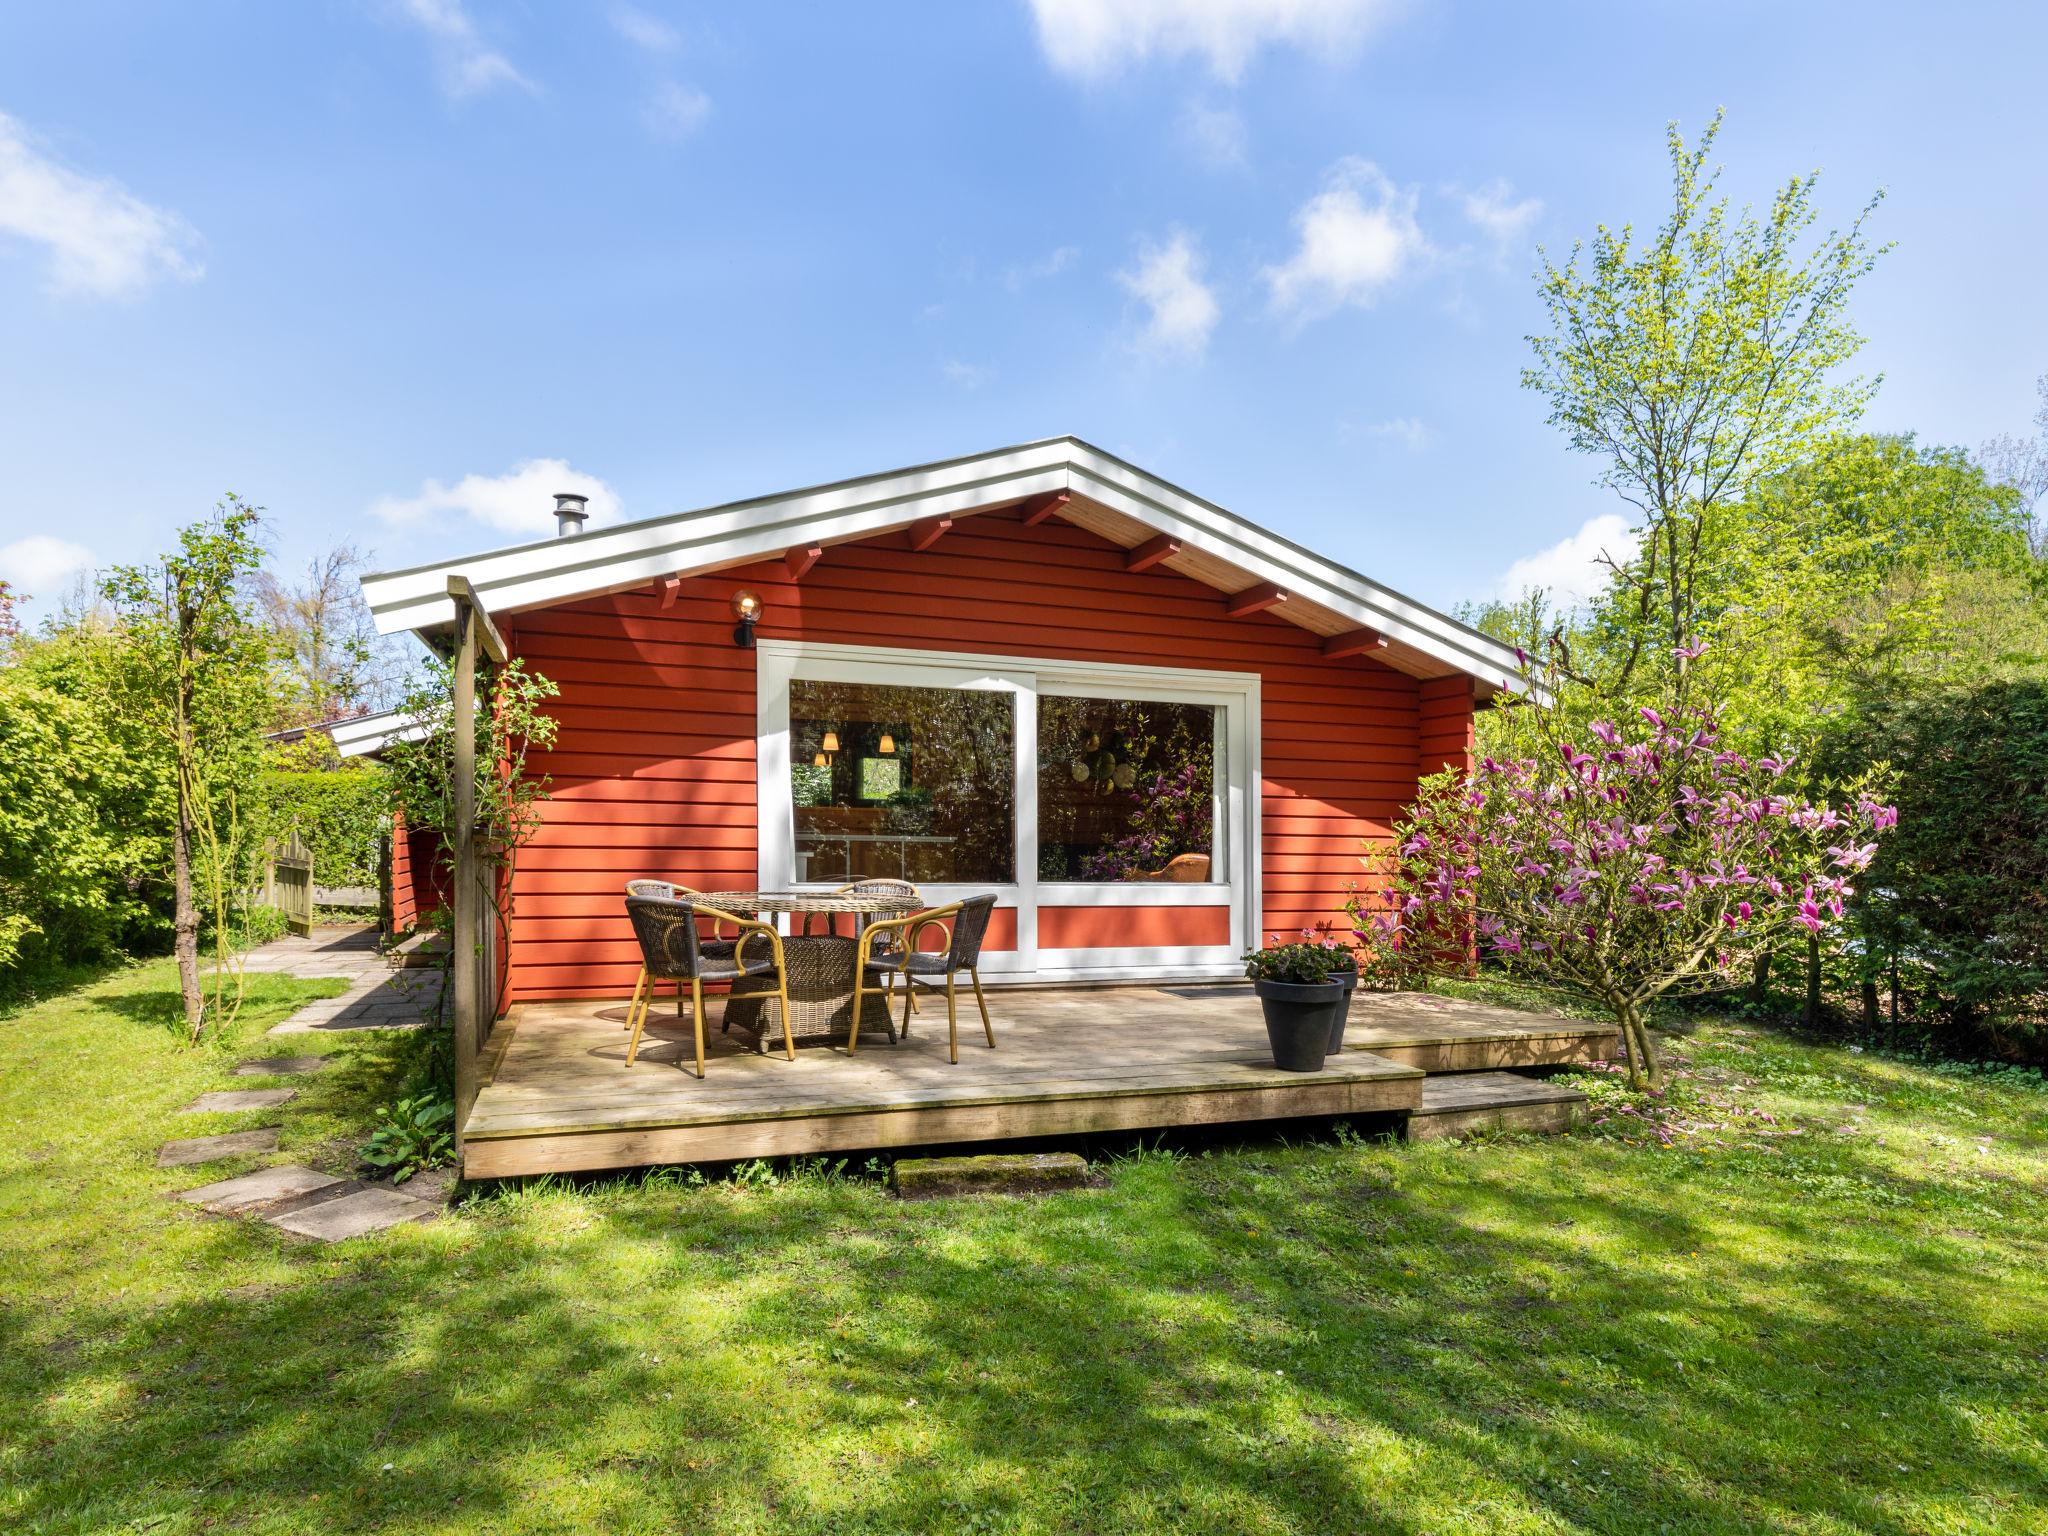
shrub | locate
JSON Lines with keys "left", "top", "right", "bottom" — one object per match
{"left": 1856, "top": 679, "right": 2048, "bottom": 1058}
{"left": 259, "top": 762, "right": 389, "bottom": 888}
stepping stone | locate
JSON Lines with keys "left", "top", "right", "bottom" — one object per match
{"left": 267, "top": 1186, "right": 437, "bottom": 1241}
{"left": 1404, "top": 1071, "right": 1588, "bottom": 1143}
{"left": 179, "top": 1088, "right": 297, "bottom": 1114}
{"left": 179, "top": 1164, "right": 344, "bottom": 1213}
{"left": 893, "top": 1151, "right": 1094, "bottom": 1199}
{"left": 231, "top": 1055, "right": 329, "bottom": 1077}
{"left": 157, "top": 1127, "right": 279, "bottom": 1167}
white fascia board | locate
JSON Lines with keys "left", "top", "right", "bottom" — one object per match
{"left": 357, "top": 433, "right": 1525, "bottom": 689}
{"left": 330, "top": 709, "right": 427, "bottom": 759}
{"left": 1062, "top": 443, "right": 1523, "bottom": 688}
{"left": 360, "top": 440, "right": 1074, "bottom": 636}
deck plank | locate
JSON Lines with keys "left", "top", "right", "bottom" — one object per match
{"left": 461, "top": 985, "right": 1610, "bottom": 1176}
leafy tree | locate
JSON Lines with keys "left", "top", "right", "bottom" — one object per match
{"left": 101, "top": 500, "right": 274, "bottom": 1041}
{"left": 1524, "top": 110, "right": 1884, "bottom": 700}
{"left": 250, "top": 542, "right": 400, "bottom": 728}
{"left": 1979, "top": 370, "right": 2048, "bottom": 559}
{"left": 0, "top": 617, "right": 178, "bottom": 985}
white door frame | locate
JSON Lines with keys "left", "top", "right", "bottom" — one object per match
{"left": 755, "top": 638, "right": 1260, "bottom": 982}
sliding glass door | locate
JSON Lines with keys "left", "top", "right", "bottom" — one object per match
{"left": 757, "top": 642, "right": 1256, "bottom": 980}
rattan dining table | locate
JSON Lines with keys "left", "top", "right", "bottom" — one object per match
{"left": 697, "top": 889, "right": 925, "bottom": 1047}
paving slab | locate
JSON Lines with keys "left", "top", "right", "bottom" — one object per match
{"left": 267, "top": 1186, "right": 437, "bottom": 1241}
{"left": 231, "top": 1055, "right": 330, "bottom": 1077}
{"left": 179, "top": 1164, "right": 344, "bottom": 1212}
{"left": 179, "top": 1088, "right": 297, "bottom": 1114}
{"left": 156, "top": 1127, "right": 280, "bottom": 1167}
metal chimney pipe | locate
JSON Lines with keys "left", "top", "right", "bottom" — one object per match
{"left": 553, "top": 492, "right": 590, "bottom": 538}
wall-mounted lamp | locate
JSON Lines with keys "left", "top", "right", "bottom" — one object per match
{"left": 812, "top": 751, "right": 829, "bottom": 768}
{"left": 730, "top": 589, "right": 763, "bottom": 648}
{"left": 877, "top": 731, "right": 895, "bottom": 755}
{"left": 821, "top": 729, "right": 840, "bottom": 754}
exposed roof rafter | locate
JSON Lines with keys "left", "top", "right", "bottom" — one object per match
{"left": 1225, "top": 581, "right": 1288, "bottom": 619}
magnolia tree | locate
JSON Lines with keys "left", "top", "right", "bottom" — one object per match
{"left": 1379, "top": 644, "right": 1896, "bottom": 1089}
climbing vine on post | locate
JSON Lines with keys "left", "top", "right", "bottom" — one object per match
{"left": 381, "top": 655, "right": 559, "bottom": 1029}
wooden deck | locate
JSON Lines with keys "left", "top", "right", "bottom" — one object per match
{"left": 461, "top": 986, "right": 1618, "bottom": 1178}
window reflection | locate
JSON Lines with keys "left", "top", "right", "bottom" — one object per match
{"left": 1037, "top": 697, "right": 1218, "bottom": 882}
{"left": 790, "top": 680, "right": 1016, "bottom": 884}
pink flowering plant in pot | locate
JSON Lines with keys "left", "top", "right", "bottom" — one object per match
{"left": 1393, "top": 642, "right": 1897, "bottom": 1090}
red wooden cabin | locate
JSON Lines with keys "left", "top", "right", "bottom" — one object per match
{"left": 359, "top": 438, "right": 1515, "bottom": 1013}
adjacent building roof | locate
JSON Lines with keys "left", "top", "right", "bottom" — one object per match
{"left": 358, "top": 436, "right": 1520, "bottom": 687}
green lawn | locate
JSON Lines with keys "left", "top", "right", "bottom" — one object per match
{"left": 3, "top": 958, "right": 2045, "bottom": 1534}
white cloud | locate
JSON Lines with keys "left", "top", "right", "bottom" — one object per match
{"left": 1355, "top": 415, "right": 1434, "bottom": 450}
{"left": 1179, "top": 99, "right": 1247, "bottom": 170}
{"left": 1117, "top": 230, "right": 1220, "bottom": 361}
{"left": 0, "top": 112, "right": 202, "bottom": 298}
{"left": 1027, "top": 0, "right": 1396, "bottom": 83}
{"left": 1496, "top": 513, "right": 1631, "bottom": 610}
{"left": 0, "top": 534, "right": 96, "bottom": 606}
{"left": 389, "top": 0, "right": 536, "bottom": 100}
{"left": 371, "top": 459, "right": 620, "bottom": 535}
{"left": 1003, "top": 244, "right": 1079, "bottom": 291}
{"left": 611, "top": 4, "right": 681, "bottom": 53}
{"left": 1264, "top": 157, "right": 1429, "bottom": 319}
{"left": 942, "top": 359, "right": 995, "bottom": 390}
{"left": 1458, "top": 178, "right": 1542, "bottom": 254}
{"left": 642, "top": 80, "right": 712, "bottom": 141}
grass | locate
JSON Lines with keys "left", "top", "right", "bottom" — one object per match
{"left": 2, "top": 958, "right": 2045, "bottom": 1533}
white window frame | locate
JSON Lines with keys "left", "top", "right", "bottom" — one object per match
{"left": 755, "top": 638, "right": 1260, "bottom": 982}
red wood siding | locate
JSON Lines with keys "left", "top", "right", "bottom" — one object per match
{"left": 1418, "top": 675, "right": 1475, "bottom": 779}
{"left": 386, "top": 809, "right": 449, "bottom": 938}
{"left": 1039, "top": 904, "right": 1231, "bottom": 950}
{"left": 505, "top": 507, "right": 1467, "bottom": 1000}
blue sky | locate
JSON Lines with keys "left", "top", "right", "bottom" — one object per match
{"left": 3, "top": 1, "right": 2043, "bottom": 625}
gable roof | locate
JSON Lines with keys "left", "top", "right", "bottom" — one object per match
{"left": 358, "top": 435, "right": 1519, "bottom": 688}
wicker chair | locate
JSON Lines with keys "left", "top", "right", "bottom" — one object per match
{"left": 851, "top": 894, "right": 998, "bottom": 1063}
{"left": 623, "top": 895, "right": 793, "bottom": 1077}
{"left": 806, "top": 878, "right": 927, "bottom": 1014}
{"left": 622, "top": 881, "right": 735, "bottom": 1030}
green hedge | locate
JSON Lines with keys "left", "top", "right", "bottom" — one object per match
{"left": 1859, "top": 678, "right": 2048, "bottom": 1060}
{"left": 260, "top": 764, "right": 389, "bottom": 888}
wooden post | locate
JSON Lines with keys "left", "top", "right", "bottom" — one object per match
{"left": 445, "top": 576, "right": 507, "bottom": 1150}
{"left": 450, "top": 595, "right": 479, "bottom": 1146}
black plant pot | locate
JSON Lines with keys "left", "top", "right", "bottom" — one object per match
{"left": 1328, "top": 968, "right": 1359, "bottom": 1053}
{"left": 1252, "top": 979, "right": 1343, "bottom": 1071}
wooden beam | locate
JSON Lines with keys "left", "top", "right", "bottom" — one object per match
{"left": 1322, "top": 627, "right": 1388, "bottom": 659}
{"left": 784, "top": 544, "right": 822, "bottom": 580}
{"left": 1124, "top": 533, "right": 1182, "bottom": 573}
{"left": 444, "top": 575, "right": 507, "bottom": 664}
{"left": 906, "top": 515, "right": 953, "bottom": 552}
{"left": 1225, "top": 580, "right": 1288, "bottom": 619}
{"left": 658, "top": 577, "right": 681, "bottom": 610}
{"left": 448, "top": 595, "right": 480, "bottom": 1151}
{"left": 1020, "top": 491, "right": 1071, "bottom": 527}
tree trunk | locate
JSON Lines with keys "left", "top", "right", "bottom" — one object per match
{"left": 1617, "top": 1002, "right": 1661, "bottom": 1091}
{"left": 1747, "top": 950, "right": 1772, "bottom": 1007}
{"left": 173, "top": 759, "right": 203, "bottom": 1042}
{"left": 1859, "top": 975, "right": 1880, "bottom": 1032}
{"left": 1803, "top": 933, "right": 1822, "bottom": 1028}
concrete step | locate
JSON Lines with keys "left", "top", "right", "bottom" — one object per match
{"left": 1404, "top": 1071, "right": 1587, "bottom": 1142}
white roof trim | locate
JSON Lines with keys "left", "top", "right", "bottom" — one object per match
{"left": 359, "top": 436, "right": 1521, "bottom": 686}
{"left": 329, "top": 709, "right": 427, "bottom": 759}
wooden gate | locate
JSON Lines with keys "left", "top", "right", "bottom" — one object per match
{"left": 266, "top": 830, "right": 315, "bottom": 937}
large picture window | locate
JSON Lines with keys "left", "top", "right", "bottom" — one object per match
{"left": 1036, "top": 696, "right": 1219, "bottom": 882}
{"left": 790, "top": 679, "right": 1016, "bottom": 884}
